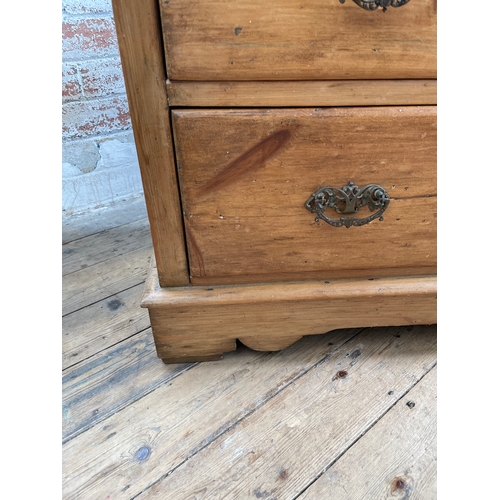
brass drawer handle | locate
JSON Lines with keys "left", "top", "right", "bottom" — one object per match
{"left": 305, "top": 181, "right": 390, "bottom": 228}
{"left": 339, "top": 0, "right": 410, "bottom": 11}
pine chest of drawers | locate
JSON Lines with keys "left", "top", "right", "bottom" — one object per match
{"left": 113, "top": 0, "right": 437, "bottom": 363}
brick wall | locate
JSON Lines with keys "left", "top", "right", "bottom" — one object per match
{"left": 62, "top": 0, "right": 143, "bottom": 216}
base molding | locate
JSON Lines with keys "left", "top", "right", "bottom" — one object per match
{"left": 142, "top": 262, "right": 436, "bottom": 363}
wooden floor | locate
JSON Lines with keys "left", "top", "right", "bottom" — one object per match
{"left": 62, "top": 198, "right": 437, "bottom": 500}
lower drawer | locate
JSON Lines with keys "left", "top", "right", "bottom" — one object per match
{"left": 171, "top": 106, "right": 436, "bottom": 285}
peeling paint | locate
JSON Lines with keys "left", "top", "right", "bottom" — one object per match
{"left": 62, "top": 0, "right": 142, "bottom": 214}
{"left": 62, "top": 96, "right": 131, "bottom": 140}
{"left": 63, "top": 0, "right": 113, "bottom": 15}
{"left": 62, "top": 132, "right": 142, "bottom": 214}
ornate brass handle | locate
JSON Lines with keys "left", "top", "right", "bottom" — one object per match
{"left": 339, "top": 0, "right": 410, "bottom": 11}
{"left": 305, "top": 181, "right": 390, "bottom": 228}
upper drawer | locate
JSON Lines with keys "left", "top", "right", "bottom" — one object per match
{"left": 160, "top": 0, "right": 436, "bottom": 81}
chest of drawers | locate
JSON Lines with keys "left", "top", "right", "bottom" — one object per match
{"left": 113, "top": 0, "right": 437, "bottom": 363}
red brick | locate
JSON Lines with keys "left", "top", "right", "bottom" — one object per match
{"left": 62, "top": 17, "right": 118, "bottom": 60}
{"left": 80, "top": 57, "right": 125, "bottom": 98}
{"left": 62, "top": 62, "right": 81, "bottom": 101}
{"left": 62, "top": 96, "right": 131, "bottom": 140}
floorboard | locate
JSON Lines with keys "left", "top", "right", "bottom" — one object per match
{"left": 63, "top": 329, "right": 193, "bottom": 443}
{"left": 63, "top": 284, "right": 150, "bottom": 369}
{"left": 62, "top": 329, "right": 360, "bottom": 499}
{"left": 62, "top": 246, "right": 151, "bottom": 316}
{"left": 62, "top": 196, "right": 148, "bottom": 244}
{"left": 298, "top": 366, "right": 437, "bottom": 499}
{"left": 62, "top": 218, "right": 151, "bottom": 276}
{"left": 135, "top": 326, "right": 436, "bottom": 500}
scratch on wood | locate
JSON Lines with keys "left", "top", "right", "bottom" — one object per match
{"left": 199, "top": 129, "right": 293, "bottom": 197}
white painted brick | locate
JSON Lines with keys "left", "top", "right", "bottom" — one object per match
{"left": 80, "top": 57, "right": 125, "bottom": 98}
{"left": 62, "top": 96, "right": 131, "bottom": 140}
{"left": 63, "top": 131, "right": 138, "bottom": 175}
{"left": 62, "top": 166, "right": 143, "bottom": 215}
{"left": 96, "top": 134, "right": 139, "bottom": 170}
{"left": 62, "top": 62, "right": 82, "bottom": 101}
{"left": 62, "top": 16, "right": 118, "bottom": 60}
{"left": 63, "top": 132, "right": 142, "bottom": 214}
{"left": 62, "top": 0, "right": 113, "bottom": 15}
{"left": 63, "top": 137, "right": 101, "bottom": 173}
{"left": 62, "top": 162, "right": 84, "bottom": 178}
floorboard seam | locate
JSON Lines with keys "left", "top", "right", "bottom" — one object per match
{"left": 292, "top": 360, "right": 438, "bottom": 500}
{"left": 62, "top": 217, "right": 150, "bottom": 246}
{"left": 129, "top": 328, "right": 367, "bottom": 500}
{"left": 62, "top": 361, "right": 199, "bottom": 445}
{"left": 62, "top": 242, "right": 152, "bottom": 278}
{"left": 62, "top": 280, "right": 147, "bottom": 317}
{"left": 62, "top": 325, "right": 152, "bottom": 372}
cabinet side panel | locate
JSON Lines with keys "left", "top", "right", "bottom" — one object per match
{"left": 112, "top": 0, "right": 189, "bottom": 286}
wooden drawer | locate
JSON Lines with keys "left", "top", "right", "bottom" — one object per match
{"left": 172, "top": 106, "right": 436, "bottom": 285}
{"left": 160, "top": 0, "right": 436, "bottom": 81}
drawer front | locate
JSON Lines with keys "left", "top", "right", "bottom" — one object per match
{"left": 161, "top": 0, "right": 436, "bottom": 81}
{"left": 172, "top": 107, "right": 436, "bottom": 285}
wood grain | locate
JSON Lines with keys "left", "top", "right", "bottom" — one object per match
{"left": 300, "top": 367, "right": 437, "bottom": 499}
{"left": 63, "top": 284, "right": 150, "bottom": 369}
{"left": 143, "top": 261, "right": 436, "bottom": 363}
{"left": 63, "top": 328, "right": 193, "bottom": 442}
{"left": 167, "top": 80, "right": 437, "bottom": 107}
{"left": 189, "top": 266, "right": 438, "bottom": 287}
{"left": 112, "top": 0, "right": 189, "bottom": 286}
{"left": 172, "top": 106, "right": 436, "bottom": 283}
{"left": 160, "top": 0, "right": 436, "bottom": 81}
{"left": 62, "top": 246, "right": 151, "bottom": 316}
{"left": 137, "top": 326, "right": 437, "bottom": 499}
{"left": 62, "top": 328, "right": 361, "bottom": 499}
{"left": 62, "top": 218, "right": 151, "bottom": 276}
{"left": 62, "top": 197, "right": 148, "bottom": 244}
